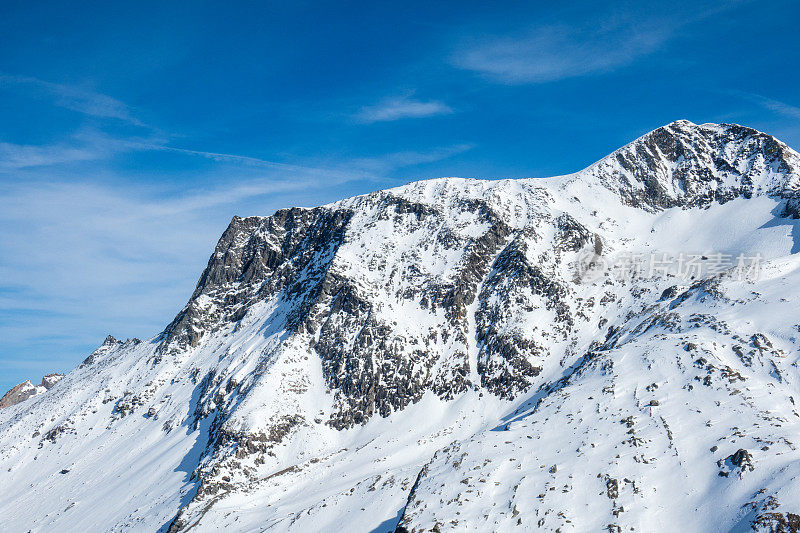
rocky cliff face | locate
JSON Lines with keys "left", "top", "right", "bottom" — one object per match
{"left": 2, "top": 121, "right": 800, "bottom": 532}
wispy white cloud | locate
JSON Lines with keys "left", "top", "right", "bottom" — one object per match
{"left": 0, "top": 74, "right": 141, "bottom": 124}
{"left": 0, "top": 141, "right": 100, "bottom": 170}
{"left": 453, "top": 22, "right": 669, "bottom": 85}
{"left": 730, "top": 91, "right": 800, "bottom": 120}
{"left": 452, "top": 2, "right": 746, "bottom": 85}
{"left": 350, "top": 143, "right": 474, "bottom": 173}
{"left": 142, "top": 144, "right": 378, "bottom": 182}
{"left": 150, "top": 143, "right": 471, "bottom": 183}
{"left": 0, "top": 128, "right": 159, "bottom": 172}
{"left": 354, "top": 95, "right": 453, "bottom": 123}
{"left": 0, "top": 74, "right": 145, "bottom": 125}
{"left": 0, "top": 123, "right": 468, "bottom": 182}
{"left": 0, "top": 76, "right": 460, "bottom": 177}
{"left": 0, "top": 76, "right": 159, "bottom": 171}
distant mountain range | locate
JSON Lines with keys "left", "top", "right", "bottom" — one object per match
{"left": 0, "top": 373, "right": 62, "bottom": 409}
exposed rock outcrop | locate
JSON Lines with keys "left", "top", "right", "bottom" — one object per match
{"left": 0, "top": 373, "right": 63, "bottom": 409}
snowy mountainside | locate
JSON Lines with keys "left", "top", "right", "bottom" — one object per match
{"left": 2, "top": 120, "right": 800, "bottom": 532}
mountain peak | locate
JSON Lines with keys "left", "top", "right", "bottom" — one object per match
{"left": 581, "top": 120, "right": 800, "bottom": 211}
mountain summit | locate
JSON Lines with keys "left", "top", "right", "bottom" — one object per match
{"left": 2, "top": 121, "right": 800, "bottom": 532}
{"left": 581, "top": 120, "right": 800, "bottom": 210}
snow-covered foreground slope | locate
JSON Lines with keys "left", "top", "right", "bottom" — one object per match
{"left": 2, "top": 120, "right": 800, "bottom": 532}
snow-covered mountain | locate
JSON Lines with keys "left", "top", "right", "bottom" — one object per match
{"left": 2, "top": 120, "right": 800, "bottom": 532}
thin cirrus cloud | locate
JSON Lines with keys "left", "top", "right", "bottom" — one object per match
{"left": 350, "top": 143, "right": 474, "bottom": 173}
{"left": 0, "top": 127, "right": 162, "bottom": 171}
{"left": 0, "top": 74, "right": 144, "bottom": 125}
{"left": 729, "top": 90, "right": 800, "bottom": 120}
{"left": 354, "top": 95, "right": 453, "bottom": 123}
{"left": 450, "top": 1, "right": 748, "bottom": 85}
{"left": 452, "top": 22, "right": 671, "bottom": 85}
{"left": 0, "top": 141, "right": 100, "bottom": 171}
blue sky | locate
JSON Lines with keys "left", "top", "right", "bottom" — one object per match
{"left": 1, "top": 0, "right": 799, "bottom": 392}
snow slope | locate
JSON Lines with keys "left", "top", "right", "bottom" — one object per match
{"left": 1, "top": 120, "right": 800, "bottom": 532}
